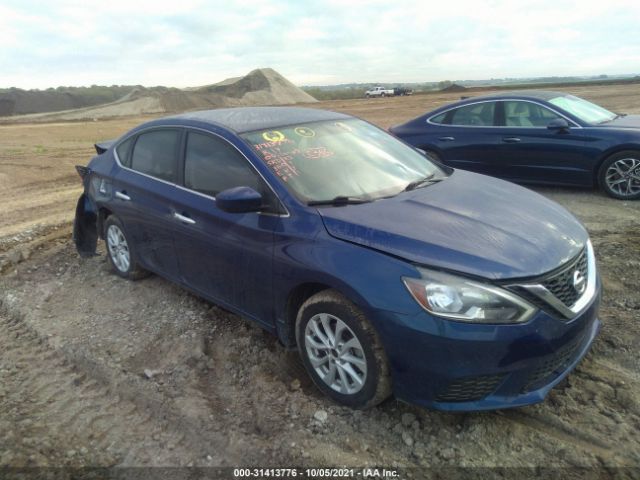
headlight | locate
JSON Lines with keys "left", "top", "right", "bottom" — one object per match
{"left": 403, "top": 269, "right": 536, "bottom": 324}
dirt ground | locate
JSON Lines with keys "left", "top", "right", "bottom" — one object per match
{"left": 1, "top": 84, "right": 639, "bottom": 476}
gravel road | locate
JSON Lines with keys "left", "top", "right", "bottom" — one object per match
{"left": 0, "top": 186, "right": 639, "bottom": 477}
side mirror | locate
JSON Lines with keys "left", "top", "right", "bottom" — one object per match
{"left": 547, "top": 118, "right": 570, "bottom": 131}
{"left": 216, "top": 186, "right": 263, "bottom": 213}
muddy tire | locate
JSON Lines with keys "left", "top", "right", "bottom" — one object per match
{"left": 295, "top": 289, "right": 391, "bottom": 409}
{"left": 103, "top": 215, "right": 148, "bottom": 280}
{"left": 598, "top": 150, "right": 640, "bottom": 200}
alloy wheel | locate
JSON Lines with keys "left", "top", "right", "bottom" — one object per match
{"left": 304, "top": 313, "right": 368, "bottom": 395}
{"left": 106, "top": 225, "right": 131, "bottom": 273}
{"left": 605, "top": 157, "right": 640, "bottom": 197}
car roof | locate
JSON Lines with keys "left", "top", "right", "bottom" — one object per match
{"left": 476, "top": 90, "right": 568, "bottom": 101}
{"left": 463, "top": 90, "right": 569, "bottom": 102}
{"left": 164, "top": 106, "right": 351, "bottom": 134}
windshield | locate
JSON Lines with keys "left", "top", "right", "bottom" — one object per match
{"left": 241, "top": 119, "right": 444, "bottom": 203}
{"left": 549, "top": 95, "right": 616, "bottom": 124}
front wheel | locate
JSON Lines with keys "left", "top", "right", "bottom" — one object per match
{"left": 598, "top": 151, "right": 640, "bottom": 200}
{"left": 296, "top": 290, "right": 391, "bottom": 409}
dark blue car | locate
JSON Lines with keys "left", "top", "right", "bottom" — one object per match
{"left": 389, "top": 91, "right": 640, "bottom": 200}
{"left": 74, "top": 107, "right": 601, "bottom": 411}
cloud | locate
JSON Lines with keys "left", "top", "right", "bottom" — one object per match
{"left": 1, "top": 0, "right": 639, "bottom": 88}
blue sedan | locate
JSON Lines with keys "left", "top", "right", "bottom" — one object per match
{"left": 73, "top": 107, "right": 601, "bottom": 411}
{"left": 389, "top": 91, "right": 640, "bottom": 200}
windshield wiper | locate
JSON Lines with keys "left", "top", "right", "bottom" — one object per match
{"left": 404, "top": 173, "right": 443, "bottom": 191}
{"left": 599, "top": 113, "right": 625, "bottom": 124}
{"left": 307, "top": 196, "right": 372, "bottom": 206}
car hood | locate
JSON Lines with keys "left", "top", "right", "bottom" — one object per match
{"left": 318, "top": 170, "right": 587, "bottom": 280}
{"left": 596, "top": 114, "right": 640, "bottom": 129}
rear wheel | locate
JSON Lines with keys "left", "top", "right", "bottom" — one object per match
{"left": 104, "top": 215, "right": 148, "bottom": 280}
{"left": 598, "top": 151, "right": 640, "bottom": 200}
{"left": 296, "top": 290, "right": 391, "bottom": 409}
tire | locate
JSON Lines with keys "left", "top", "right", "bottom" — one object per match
{"left": 381, "top": 93, "right": 386, "bottom": 98}
{"left": 598, "top": 150, "right": 640, "bottom": 200}
{"left": 103, "top": 215, "right": 148, "bottom": 280}
{"left": 295, "top": 290, "right": 391, "bottom": 409}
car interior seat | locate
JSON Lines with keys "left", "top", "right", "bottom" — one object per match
{"left": 507, "top": 103, "right": 534, "bottom": 127}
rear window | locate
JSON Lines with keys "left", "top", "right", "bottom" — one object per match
{"left": 130, "top": 129, "right": 180, "bottom": 183}
{"left": 116, "top": 137, "right": 133, "bottom": 167}
{"left": 429, "top": 112, "right": 448, "bottom": 124}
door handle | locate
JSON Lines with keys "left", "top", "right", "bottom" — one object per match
{"left": 173, "top": 212, "right": 196, "bottom": 225}
{"left": 438, "top": 136, "right": 455, "bottom": 141}
{"left": 115, "top": 191, "right": 131, "bottom": 201}
{"left": 502, "top": 137, "right": 521, "bottom": 143}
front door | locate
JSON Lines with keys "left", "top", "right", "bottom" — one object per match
{"left": 171, "top": 130, "right": 279, "bottom": 326}
{"left": 493, "top": 101, "right": 591, "bottom": 185}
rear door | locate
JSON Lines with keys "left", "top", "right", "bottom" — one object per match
{"left": 112, "top": 128, "right": 183, "bottom": 278}
{"left": 431, "top": 101, "right": 504, "bottom": 175}
{"left": 493, "top": 100, "right": 591, "bottom": 185}
{"left": 170, "top": 129, "right": 280, "bottom": 326}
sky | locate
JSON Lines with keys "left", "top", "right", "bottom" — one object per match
{"left": 1, "top": 0, "right": 639, "bottom": 89}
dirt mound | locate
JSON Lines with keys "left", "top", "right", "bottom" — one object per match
{"left": 2, "top": 69, "right": 316, "bottom": 122}
{"left": 199, "top": 68, "right": 317, "bottom": 104}
{"left": 0, "top": 86, "right": 136, "bottom": 116}
{"left": 440, "top": 83, "right": 467, "bottom": 92}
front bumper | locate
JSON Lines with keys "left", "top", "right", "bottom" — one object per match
{"left": 373, "top": 278, "right": 601, "bottom": 411}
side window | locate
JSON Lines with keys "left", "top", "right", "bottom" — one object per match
{"left": 504, "top": 101, "right": 562, "bottom": 127}
{"left": 116, "top": 137, "right": 133, "bottom": 167}
{"left": 184, "top": 132, "right": 262, "bottom": 197}
{"left": 130, "top": 129, "right": 180, "bottom": 182}
{"left": 449, "top": 102, "right": 496, "bottom": 126}
{"left": 429, "top": 112, "right": 448, "bottom": 124}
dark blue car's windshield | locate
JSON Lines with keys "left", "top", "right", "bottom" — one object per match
{"left": 549, "top": 95, "right": 616, "bottom": 124}
{"left": 241, "top": 119, "right": 444, "bottom": 203}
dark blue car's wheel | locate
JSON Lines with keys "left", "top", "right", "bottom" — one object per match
{"left": 104, "top": 215, "right": 148, "bottom": 280}
{"left": 599, "top": 151, "right": 640, "bottom": 200}
{"left": 295, "top": 290, "right": 391, "bottom": 409}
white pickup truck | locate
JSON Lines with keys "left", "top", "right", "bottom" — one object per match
{"left": 365, "top": 86, "right": 395, "bottom": 98}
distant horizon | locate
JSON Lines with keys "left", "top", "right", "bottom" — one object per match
{"left": 2, "top": 71, "right": 638, "bottom": 92}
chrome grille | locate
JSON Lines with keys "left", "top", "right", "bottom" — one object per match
{"left": 507, "top": 244, "right": 595, "bottom": 320}
{"left": 542, "top": 249, "right": 588, "bottom": 308}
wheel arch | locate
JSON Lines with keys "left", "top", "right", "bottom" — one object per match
{"left": 277, "top": 280, "right": 372, "bottom": 349}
